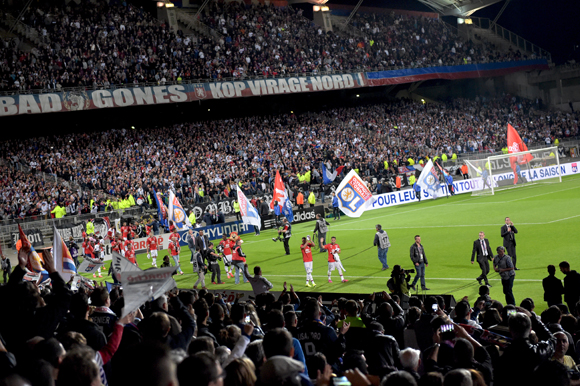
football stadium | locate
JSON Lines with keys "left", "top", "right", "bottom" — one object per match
{"left": 1, "top": 0, "right": 580, "bottom": 384}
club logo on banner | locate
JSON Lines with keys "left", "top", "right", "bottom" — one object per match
{"left": 335, "top": 170, "right": 373, "bottom": 218}
{"left": 572, "top": 163, "right": 578, "bottom": 173}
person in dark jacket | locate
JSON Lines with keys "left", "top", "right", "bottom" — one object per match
{"left": 494, "top": 312, "right": 556, "bottom": 386}
{"left": 364, "top": 321, "right": 400, "bottom": 376}
{"left": 0, "top": 249, "right": 72, "bottom": 358}
{"left": 66, "top": 292, "right": 107, "bottom": 351}
{"left": 543, "top": 264, "right": 564, "bottom": 307}
{"left": 559, "top": 261, "right": 580, "bottom": 315}
{"left": 1, "top": 253, "right": 11, "bottom": 284}
{"left": 409, "top": 235, "right": 429, "bottom": 291}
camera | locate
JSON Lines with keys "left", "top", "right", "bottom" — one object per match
{"left": 216, "top": 244, "right": 224, "bottom": 254}
{"left": 403, "top": 268, "right": 415, "bottom": 274}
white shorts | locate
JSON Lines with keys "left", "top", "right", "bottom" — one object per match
{"left": 304, "top": 261, "right": 313, "bottom": 274}
{"left": 224, "top": 254, "right": 232, "bottom": 264}
{"left": 328, "top": 262, "right": 340, "bottom": 272}
{"left": 150, "top": 250, "right": 158, "bottom": 257}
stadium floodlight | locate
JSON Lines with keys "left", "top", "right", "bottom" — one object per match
{"left": 464, "top": 146, "right": 561, "bottom": 196}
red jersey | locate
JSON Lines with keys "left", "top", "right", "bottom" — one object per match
{"left": 121, "top": 226, "right": 129, "bottom": 238}
{"left": 119, "top": 240, "right": 130, "bottom": 253}
{"left": 125, "top": 249, "right": 136, "bottom": 264}
{"left": 232, "top": 245, "right": 246, "bottom": 262}
{"left": 111, "top": 240, "right": 120, "bottom": 253}
{"left": 300, "top": 242, "right": 315, "bottom": 263}
{"left": 323, "top": 243, "right": 340, "bottom": 262}
{"left": 169, "top": 241, "right": 180, "bottom": 256}
{"left": 145, "top": 225, "right": 152, "bottom": 235}
{"left": 107, "top": 228, "right": 115, "bottom": 240}
{"left": 169, "top": 224, "right": 176, "bottom": 233}
{"left": 219, "top": 239, "right": 234, "bottom": 255}
{"left": 169, "top": 232, "right": 180, "bottom": 243}
{"left": 86, "top": 244, "right": 95, "bottom": 259}
{"left": 146, "top": 236, "right": 159, "bottom": 251}
{"left": 82, "top": 241, "right": 90, "bottom": 255}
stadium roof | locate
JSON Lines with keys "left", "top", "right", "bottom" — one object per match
{"left": 415, "top": 0, "right": 503, "bottom": 16}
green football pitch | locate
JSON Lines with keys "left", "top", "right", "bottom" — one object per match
{"left": 93, "top": 174, "right": 580, "bottom": 313}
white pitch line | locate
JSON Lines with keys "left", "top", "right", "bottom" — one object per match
{"left": 263, "top": 274, "right": 541, "bottom": 282}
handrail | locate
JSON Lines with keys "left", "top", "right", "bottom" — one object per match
{"left": 0, "top": 57, "right": 548, "bottom": 96}
{"left": 468, "top": 16, "right": 551, "bottom": 62}
{"left": 175, "top": 9, "right": 225, "bottom": 43}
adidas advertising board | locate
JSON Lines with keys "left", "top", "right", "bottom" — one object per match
{"left": 262, "top": 206, "right": 324, "bottom": 229}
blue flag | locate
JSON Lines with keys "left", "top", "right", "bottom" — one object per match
{"left": 282, "top": 193, "right": 294, "bottom": 222}
{"left": 321, "top": 163, "right": 344, "bottom": 184}
{"left": 152, "top": 188, "right": 168, "bottom": 227}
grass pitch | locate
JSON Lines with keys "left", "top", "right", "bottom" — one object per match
{"left": 94, "top": 174, "right": 580, "bottom": 313}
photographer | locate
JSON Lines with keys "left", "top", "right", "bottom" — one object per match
{"left": 206, "top": 242, "right": 224, "bottom": 285}
{"left": 272, "top": 218, "right": 292, "bottom": 255}
{"left": 390, "top": 265, "right": 412, "bottom": 297}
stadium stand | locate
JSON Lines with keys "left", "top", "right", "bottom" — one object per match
{"left": 0, "top": 1, "right": 546, "bottom": 93}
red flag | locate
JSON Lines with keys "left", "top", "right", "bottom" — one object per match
{"left": 18, "top": 224, "right": 31, "bottom": 252}
{"left": 335, "top": 165, "right": 345, "bottom": 176}
{"left": 270, "top": 170, "right": 286, "bottom": 210}
{"left": 507, "top": 124, "right": 533, "bottom": 164}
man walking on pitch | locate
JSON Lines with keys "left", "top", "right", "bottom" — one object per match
{"left": 471, "top": 231, "right": 493, "bottom": 286}
{"left": 409, "top": 235, "right": 429, "bottom": 291}
{"left": 559, "top": 261, "right": 580, "bottom": 314}
{"left": 300, "top": 236, "right": 316, "bottom": 287}
{"left": 501, "top": 217, "right": 519, "bottom": 270}
{"left": 493, "top": 246, "right": 515, "bottom": 305}
{"left": 332, "top": 192, "right": 340, "bottom": 220}
{"left": 373, "top": 224, "right": 390, "bottom": 270}
{"left": 313, "top": 214, "right": 329, "bottom": 253}
{"left": 322, "top": 236, "right": 348, "bottom": 283}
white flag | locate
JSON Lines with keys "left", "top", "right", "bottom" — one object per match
{"left": 121, "top": 266, "right": 177, "bottom": 317}
{"left": 111, "top": 251, "right": 141, "bottom": 283}
{"left": 416, "top": 160, "right": 443, "bottom": 198}
{"left": 52, "top": 225, "right": 77, "bottom": 281}
{"left": 77, "top": 257, "right": 104, "bottom": 274}
{"left": 236, "top": 186, "right": 261, "bottom": 230}
{"left": 335, "top": 169, "right": 373, "bottom": 218}
{"left": 168, "top": 190, "right": 192, "bottom": 231}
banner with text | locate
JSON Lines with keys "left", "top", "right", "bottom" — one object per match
{"left": 368, "top": 161, "right": 578, "bottom": 211}
{"left": 11, "top": 228, "right": 43, "bottom": 249}
{"left": 0, "top": 73, "right": 365, "bottom": 116}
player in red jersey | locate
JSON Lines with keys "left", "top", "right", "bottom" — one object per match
{"left": 300, "top": 236, "right": 316, "bottom": 287}
{"left": 169, "top": 229, "right": 180, "bottom": 243}
{"left": 321, "top": 236, "right": 348, "bottom": 283}
{"left": 146, "top": 232, "right": 159, "bottom": 267}
{"left": 121, "top": 222, "right": 130, "bottom": 240}
{"left": 219, "top": 234, "right": 235, "bottom": 279}
{"left": 125, "top": 243, "right": 138, "bottom": 266}
{"left": 168, "top": 239, "right": 184, "bottom": 275}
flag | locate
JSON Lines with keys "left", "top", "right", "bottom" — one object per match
{"left": 111, "top": 251, "right": 141, "bottom": 283}
{"left": 152, "top": 188, "right": 168, "bottom": 227}
{"left": 18, "top": 224, "right": 48, "bottom": 278}
{"left": 168, "top": 190, "right": 192, "bottom": 230}
{"left": 321, "top": 163, "right": 344, "bottom": 184}
{"left": 335, "top": 169, "right": 373, "bottom": 218}
{"left": 237, "top": 186, "right": 261, "bottom": 230}
{"left": 53, "top": 225, "right": 76, "bottom": 280}
{"left": 77, "top": 257, "right": 104, "bottom": 274}
{"left": 121, "top": 267, "right": 177, "bottom": 318}
{"left": 282, "top": 191, "right": 294, "bottom": 222}
{"left": 417, "top": 160, "right": 443, "bottom": 198}
{"left": 270, "top": 170, "right": 286, "bottom": 210}
{"left": 507, "top": 124, "right": 533, "bottom": 164}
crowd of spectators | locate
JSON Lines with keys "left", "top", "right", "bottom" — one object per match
{"left": 1, "top": 94, "right": 578, "bottom": 223}
{"left": 1, "top": 248, "right": 580, "bottom": 386}
{"left": 0, "top": 0, "right": 543, "bottom": 93}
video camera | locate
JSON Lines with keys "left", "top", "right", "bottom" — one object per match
{"left": 216, "top": 244, "right": 224, "bottom": 254}
{"left": 402, "top": 268, "right": 415, "bottom": 274}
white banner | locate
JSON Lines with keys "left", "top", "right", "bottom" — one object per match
{"left": 77, "top": 257, "right": 104, "bottom": 274}
{"left": 111, "top": 251, "right": 141, "bottom": 282}
{"left": 369, "top": 161, "right": 579, "bottom": 211}
{"left": 121, "top": 267, "right": 177, "bottom": 318}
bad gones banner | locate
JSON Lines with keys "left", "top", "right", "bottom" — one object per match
{"left": 55, "top": 222, "right": 85, "bottom": 241}
{"left": 1, "top": 74, "right": 364, "bottom": 116}
{"left": 11, "top": 228, "right": 43, "bottom": 248}
{"left": 369, "top": 161, "right": 579, "bottom": 210}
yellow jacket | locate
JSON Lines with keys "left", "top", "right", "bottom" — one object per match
{"left": 308, "top": 192, "right": 316, "bottom": 205}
